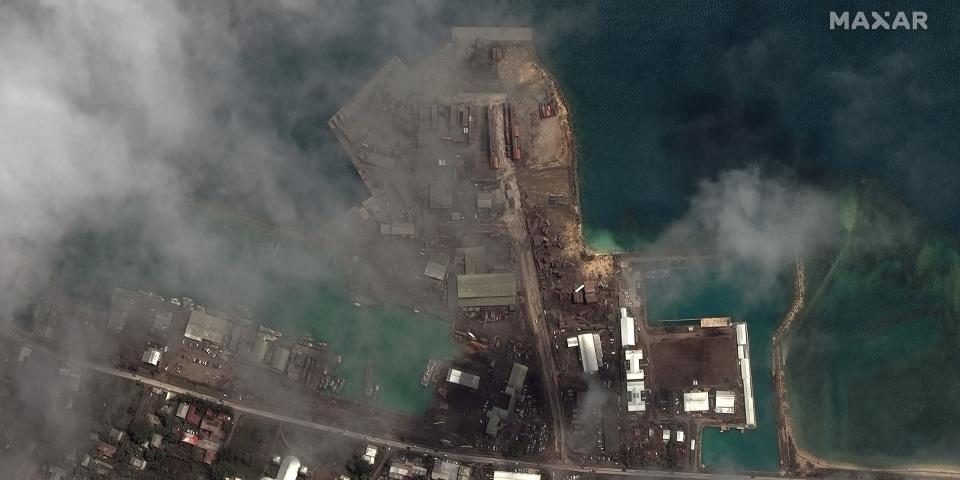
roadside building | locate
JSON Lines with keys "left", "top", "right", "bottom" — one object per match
{"left": 431, "top": 460, "right": 472, "bottom": 480}
{"left": 141, "top": 347, "right": 162, "bottom": 367}
{"left": 363, "top": 445, "right": 378, "bottom": 465}
{"left": 184, "top": 310, "right": 230, "bottom": 346}
{"left": 493, "top": 471, "right": 540, "bottom": 480}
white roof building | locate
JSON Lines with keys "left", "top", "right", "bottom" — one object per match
{"left": 493, "top": 472, "right": 541, "bottom": 480}
{"left": 620, "top": 308, "right": 636, "bottom": 347}
{"left": 624, "top": 349, "right": 644, "bottom": 381}
{"left": 683, "top": 391, "right": 710, "bottom": 412}
{"left": 575, "top": 333, "right": 602, "bottom": 374}
{"left": 626, "top": 381, "right": 645, "bottom": 412}
{"left": 715, "top": 390, "right": 736, "bottom": 414}
{"left": 141, "top": 347, "right": 162, "bottom": 366}
{"left": 446, "top": 369, "right": 480, "bottom": 389}
{"left": 363, "top": 445, "right": 377, "bottom": 465}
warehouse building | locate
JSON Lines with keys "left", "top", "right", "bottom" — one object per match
{"left": 568, "top": 333, "right": 602, "bottom": 374}
{"left": 735, "top": 322, "right": 757, "bottom": 427}
{"left": 457, "top": 273, "right": 516, "bottom": 307}
{"left": 446, "top": 368, "right": 480, "bottom": 389}
{"left": 714, "top": 390, "right": 736, "bottom": 414}
{"left": 620, "top": 307, "right": 636, "bottom": 347}
{"left": 683, "top": 391, "right": 710, "bottom": 413}
{"left": 184, "top": 310, "right": 230, "bottom": 346}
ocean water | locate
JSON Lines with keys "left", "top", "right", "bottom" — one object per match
{"left": 528, "top": 0, "right": 960, "bottom": 471}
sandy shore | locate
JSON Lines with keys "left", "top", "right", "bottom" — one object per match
{"left": 796, "top": 445, "right": 960, "bottom": 478}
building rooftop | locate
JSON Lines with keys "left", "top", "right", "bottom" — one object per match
{"left": 700, "top": 317, "right": 731, "bottom": 328}
{"left": 505, "top": 363, "right": 528, "bottom": 396}
{"left": 463, "top": 246, "right": 485, "bottom": 275}
{"left": 576, "top": 333, "right": 602, "bottom": 374}
{"left": 624, "top": 349, "right": 644, "bottom": 381}
{"left": 715, "top": 390, "right": 736, "bottom": 414}
{"left": 457, "top": 273, "right": 516, "bottom": 307}
{"left": 626, "top": 381, "right": 645, "bottom": 412}
{"left": 141, "top": 347, "right": 162, "bottom": 366}
{"left": 620, "top": 308, "right": 636, "bottom": 347}
{"left": 492, "top": 472, "right": 541, "bottom": 480}
{"left": 683, "top": 391, "right": 710, "bottom": 412}
{"left": 185, "top": 310, "right": 230, "bottom": 345}
{"left": 424, "top": 254, "right": 449, "bottom": 281}
{"left": 446, "top": 368, "right": 480, "bottom": 389}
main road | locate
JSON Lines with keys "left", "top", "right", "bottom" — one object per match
{"left": 2, "top": 323, "right": 799, "bottom": 479}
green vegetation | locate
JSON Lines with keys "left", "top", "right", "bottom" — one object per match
{"left": 128, "top": 419, "right": 153, "bottom": 445}
{"left": 346, "top": 454, "right": 373, "bottom": 480}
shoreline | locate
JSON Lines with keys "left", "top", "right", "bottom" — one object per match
{"left": 796, "top": 445, "right": 960, "bottom": 478}
{"left": 777, "top": 259, "right": 960, "bottom": 477}
{"left": 531, "top": 55, "right": 591, "bottom": 258}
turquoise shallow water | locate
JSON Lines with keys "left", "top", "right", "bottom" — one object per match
{"left": 645, "top": 263, "right": 788, "bottom": 471}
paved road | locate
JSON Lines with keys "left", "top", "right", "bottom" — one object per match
{"left": 501, "top": 163, "right": 567, "bottom": 460}
{"left": 1, "top": 324, "right": 800, "bottom": 480}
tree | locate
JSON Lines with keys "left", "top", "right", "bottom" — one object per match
{"left": 129, "top": 420, "right": 153, "bottom": 445}
{"left": 346, "top": 454, "right": 373, "bottom": 480}
{"left": 210, "top": 462, "right": 236, "bottom": 480}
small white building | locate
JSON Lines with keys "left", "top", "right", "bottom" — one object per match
{"left": 141, "top": 347, "right": 162, "bottom": 366}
